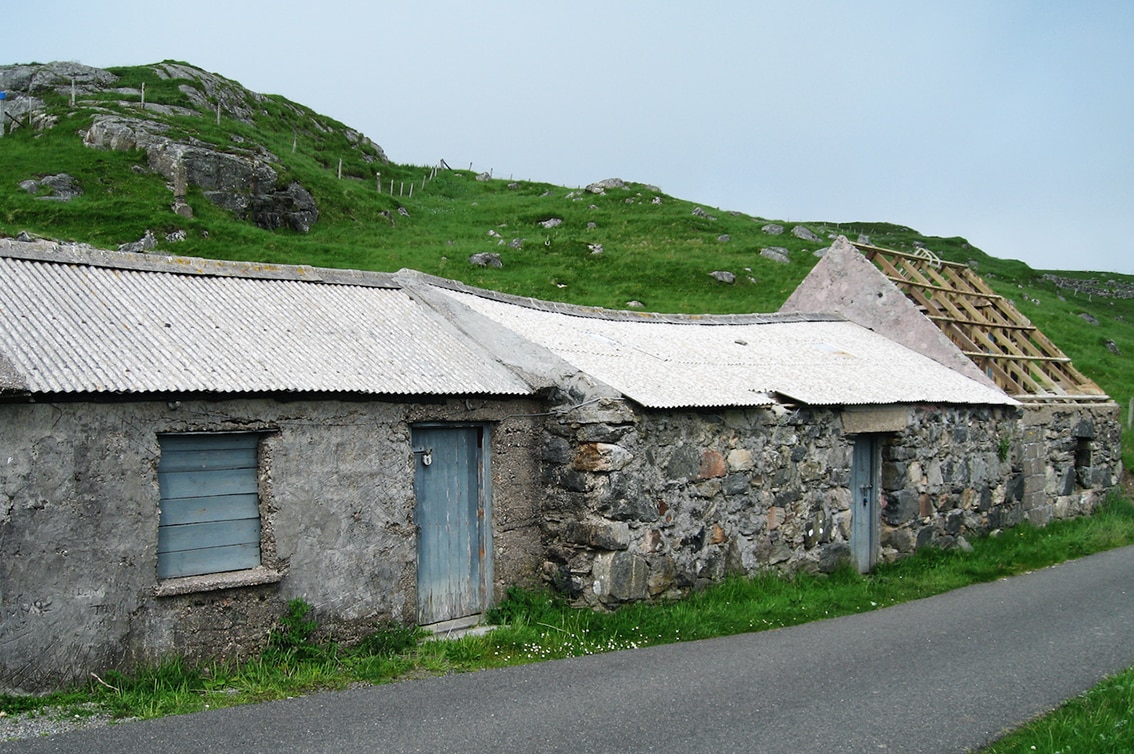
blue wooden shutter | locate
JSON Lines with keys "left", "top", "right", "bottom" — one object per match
{"left": 157, "top": 433, "right": 261, "bottom": 579}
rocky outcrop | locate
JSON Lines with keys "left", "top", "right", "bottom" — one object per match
{"left": 83, "top": 113, "right": 318, "bottom": 232}
{"left": 0, "top": 61, "right": 392, "bottom": 234}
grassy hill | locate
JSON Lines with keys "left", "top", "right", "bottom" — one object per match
{"left": 2, "top": 61, "right": 1131, "bottom": 465}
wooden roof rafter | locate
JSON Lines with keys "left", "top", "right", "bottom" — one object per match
{"left": 853, "top": 243, "right": 1105, "bottom": 400}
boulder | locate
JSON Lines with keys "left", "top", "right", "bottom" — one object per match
{"left": 760, "top": 247, "right": 790, "bottom": 264}
{"left": 469, "top": 252, "right": 503, "bottom": 268}
{"left": 792, "top": 225, "right": 821, "bottom": 241}
{"left": 20, "top": 173, "right": 83, "bottom": 201}
{"left": 761, "top": 223, "right": 784, "bottom": 235}
{"left": 709, "top": 270, "right": 735, "bottom": 284}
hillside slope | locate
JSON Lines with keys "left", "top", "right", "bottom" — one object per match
{"left": 1, "top": 60, "right": 1131, "bottom": 443}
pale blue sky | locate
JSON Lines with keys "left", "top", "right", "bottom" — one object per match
{"left": 7, "top": 1, "right": 1133, "bottom": 274}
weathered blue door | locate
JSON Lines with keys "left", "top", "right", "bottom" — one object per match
{"left": 851, "top": 435, "right": 880, "bottom": 573}
{"left": 412, "top": 426, "right": 487, "bottom": 625}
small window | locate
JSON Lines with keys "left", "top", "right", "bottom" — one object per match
{"left": 157, "top": 433, "right": 262, "bottom": 580}
{"left": 1075, "top": 438, "right": 1092, "bottom": 488}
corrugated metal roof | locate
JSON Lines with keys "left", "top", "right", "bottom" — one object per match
{"left": 0, "top": 253, "right": 531, "bottom": 397}
{"left": 434, "top": 287, "right": 1018, "bottom": 409}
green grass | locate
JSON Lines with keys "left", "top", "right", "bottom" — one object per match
{"left": 3, "top": 493, "right": 1133, "bottom": 735}
{"left": 980, "top": 667, "right": 1134, "bottom": 753}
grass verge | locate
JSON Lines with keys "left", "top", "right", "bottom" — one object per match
{"left": 2, "top": 493, "right": 1133, "bottom": 742}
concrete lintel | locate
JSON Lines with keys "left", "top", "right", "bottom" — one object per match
{"left": 842, "top": 406, "right": 910, "bottom": 434}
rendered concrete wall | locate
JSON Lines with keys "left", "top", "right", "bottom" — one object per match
{"left": 0, "top": 395, "right": 543, "bottom": 692}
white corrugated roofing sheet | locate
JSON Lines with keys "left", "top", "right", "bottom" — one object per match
{"left": 435, "top": 288, "right": 1017, "bottom": 409}
{"left": 0, "top": 255, "right": 530, "bottom": 397}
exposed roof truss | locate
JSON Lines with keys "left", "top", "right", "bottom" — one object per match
{"left": 854, "top": 242, "right": 1106, "bottom": 402}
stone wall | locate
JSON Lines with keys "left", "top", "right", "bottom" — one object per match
{"left": 0, "top": 395, "right": 543, "bottom": 692}
{"left": 540, "top": 397, "right": 1122, "bottom": 608}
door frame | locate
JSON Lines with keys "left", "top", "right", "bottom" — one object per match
{"left": 410, "top": 423, "right": 494, "bottom": 626}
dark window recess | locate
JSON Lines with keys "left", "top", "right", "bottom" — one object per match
{"left": 1075, "top": 438, "right": 1092, "bottom": 488}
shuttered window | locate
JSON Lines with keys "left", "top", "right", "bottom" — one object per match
{"left": 157, "top": 433, "right": 262, "bottom": 580}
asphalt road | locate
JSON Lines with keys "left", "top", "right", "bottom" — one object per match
{"left": 6, "top": 545, "right": 1133, "bottom": 754}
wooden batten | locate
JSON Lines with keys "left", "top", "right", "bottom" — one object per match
{"left": 854, "top": 243, "right": 1106, "bottom": 400}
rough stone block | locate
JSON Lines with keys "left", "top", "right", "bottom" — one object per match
{"left": 564, "top": 520, "right": 629, "bottom": 551}
{"left": 572, "top": 442, "right": 633, "bottom": 472}
{"left": 727, "top": 448, "right": 755, "bottom": 472}
{"left": 698, "top": 449, "right": 727, "bottom": 479}
{"left": 593, "top": 551, "right": 650, "bottom": 602}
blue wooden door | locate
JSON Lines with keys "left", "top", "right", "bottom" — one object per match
{"left": 851, "top": 435, "right": 879, "bottom": 573}
{"left": 412, "top": 426, "right": 486, "bottom": 625}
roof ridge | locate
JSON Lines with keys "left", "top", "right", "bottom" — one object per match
{"left": 400, "top": 269, "right": 845, "bottom": 325}
{"left": 0, "top": 238, "right": 401, "bottom": 288}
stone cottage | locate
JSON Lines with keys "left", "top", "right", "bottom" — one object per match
{"left": 0, "top": 237, "right": 1121, "bottom": 691}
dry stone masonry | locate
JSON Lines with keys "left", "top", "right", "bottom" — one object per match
{"left": 539, "top": 394, "right": 1121, "bottom": 608}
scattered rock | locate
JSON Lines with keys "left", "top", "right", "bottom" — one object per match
{"left": 709, "top": 270, "right": 735, "bottom": 284}
{"left": 760, "top": 247, "right": 790, "bottom": 264}
{"left": 692, "top": 207, "right": 717, "bottom": 221}
{"left": 761, "top": 223, "right": 784, "bottom": 235}
{"left": 791, "top": 225, "right": 821, "bottom": 242}
{"left": 19, "top": 173, "right": 83, "bottom": 201}
{"left": 539, "top": 218, "right": 563, "bottom": 229}
{"left": 118, "top": 230, "right": 157, "bottom": 253}
{"left": 165, "top": 230, "right": 187, "bottom": 243}
{"left": 507, "top": 182, "right": 519, "bottom": 189}
{"left": 468, "top": 252, "right": 503, "bottom": 268}
{"left": 586, "top": 178, "right": 625, "bottom": 193}
{"left": 651, "top": 197, "right": 662, "bottom": 205}
{"left": 626, "top": 301, "right": 644, "bottom": 309}
{"left": 586, "top": 222, "right": 597, "bottom": 230}
{"left": 488, "top": 229, "right": 502, "bottom": 238}
{"left": 1079, "top": 312, "right": 1100, "bottom": 326}
{"left": 508, "top": 238, "right": 523, "bottom": 250}
{"left": 814, "top": 247, "right": 831, "bottom": 258}
{"left": 588, "top": 244, "right": 604, "bottom": 255}
{"left": 717, "top": 234, "right": 730, "bottom": 243}
{"left": 1105, "top": 339, "right": 1121, "bottom": 355}
{"left": 475, "top": 172, "right": 491, "bottom": 181}
{"left": 857, "top": 234, "right": 871, "bottom": 245}
{"left": 1045, "top": 274, "right": 1134, "bottom": 300}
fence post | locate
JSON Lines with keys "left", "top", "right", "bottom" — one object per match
{"left": 140, "top": 82, "right": 146, "bottom": 109}
{"left": 216, "top": 103, "right": 221, "bottom": 125}
{"left": 376, "top": 173, "right": 381, "bottom": 193}
{"left": 337, "top": 158, "right": 342, "bottom": 180}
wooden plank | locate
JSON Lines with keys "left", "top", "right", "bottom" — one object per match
{"left": 158, "top": 446, "right": 257, "bottom": 473}
{"left": 159, "top": 466, "right": 258, "bottom": 500}
{"left": 157, "top": 542, "right": 262, "bottom": 580}
{"left": 158, "top": 517, "right": 261, "bottom": 554}
{"left": 159, "top": 492, "right": 260, "bottom": 526}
